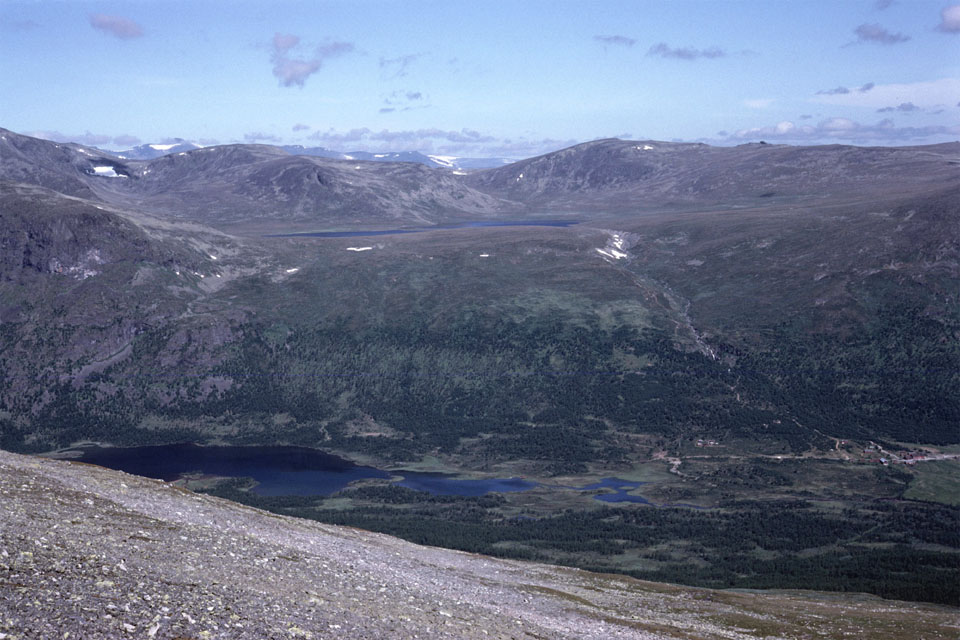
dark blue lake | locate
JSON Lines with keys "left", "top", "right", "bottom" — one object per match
{"left": 63, "top": 445, "right": 696, "bottom": 506}
{"left": 68, "top": 444, "right": 388, "bottom": 496}
{"left": 64, "top": 444, "right": 533, "bottom": 498}
{"left": 270, "top": 220, "right": 580, "bottom": 238}
{"left": 396, "top": 472, "right": 536, "bottom": 496}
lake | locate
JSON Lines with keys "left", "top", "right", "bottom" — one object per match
{"left": 61, "top": 444, "right": 691, "bottom": 505}
{"left": 396, "top": 472, "right": 536, "bottom": 496}
{"left": 269, "top": 220, "right": 580, "bottom": 238}
{"left": 68, "top": 443, "right": 390, "bottom": 496}
{"left": 64, "top": 443, "right": 534, "bottom": 497}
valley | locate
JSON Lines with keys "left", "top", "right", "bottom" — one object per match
{"left": 1, "top": 127, "right": 958, "bottom": 608}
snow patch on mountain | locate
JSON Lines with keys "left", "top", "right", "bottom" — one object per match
{"left": 108, "top": 140, "right": 203, "bottom": 160}
{"left": 427, "top": 155, "right": 457, "bottom": 168}
{"left": 92, "top": 166, "right": 125, "bottom": 178}
{"left": 596, "top": 231, "right": 633, "bottom": 262}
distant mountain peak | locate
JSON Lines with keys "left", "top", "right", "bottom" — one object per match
{"left": 280, "top": 145, "right": 517, "bottom": 171}
{"left": 108, "top": 140, "right": 204, "bottom": 160}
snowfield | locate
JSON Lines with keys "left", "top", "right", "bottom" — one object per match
{"left": 92, "top": 166, "right": 125, "bottom": 178}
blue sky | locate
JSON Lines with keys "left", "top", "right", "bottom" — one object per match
{"left": 2, "top": 0, "right": 958, "bottom": 157}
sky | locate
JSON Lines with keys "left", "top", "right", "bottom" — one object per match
{"left": 1, "top": 0, "right": 959, "bottom": 157}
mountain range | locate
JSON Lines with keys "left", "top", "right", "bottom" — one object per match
{"left": 105, "top": 138, "right": 515, "bottom": 170}
{"left": 2, "top": 122, "right": 957, "bottom": 463}
{"left": 279, "top": 145, "right": 515, "bottom": 171}
{"left": 0, "top": 125, "right": 957, "bottom": 614}
{"left": 108, "top": 138, "right": 204, "bottom": 160}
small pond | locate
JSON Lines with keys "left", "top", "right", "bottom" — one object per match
{"left": 570, "top": 477, "right": 652, "bottom": 504}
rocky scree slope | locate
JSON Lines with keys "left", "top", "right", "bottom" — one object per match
{"left": 1, "top": 449, "right": 958, "bottom": 640}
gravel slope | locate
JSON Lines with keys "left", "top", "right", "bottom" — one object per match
{"left": 1, "top": 450, "right": 957, "bottom": 639}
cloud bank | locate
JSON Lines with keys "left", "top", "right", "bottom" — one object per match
{"left": 302, "top": 127, "right": 575, "bottom": 157}
{"left": 29, "top": 130, "right": 141, "bottom": 148}
{"left": 728, "top": 117, "right": 958, "bottom": 144}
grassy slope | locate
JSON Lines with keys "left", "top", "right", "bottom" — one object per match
{"left": 13, "top": 187, "right": 953, "bottom": 456}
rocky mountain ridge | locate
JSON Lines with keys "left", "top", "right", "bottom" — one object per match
{"left": 6, "top": 127, "right": 959, "bottom": 231}
{"left": 465, "top": 138, "right": 960, "bottom": 210}
{"left": 96, "top": 137, "right": 515, "bottom": 170}
{"left": 2, "top": 128, "right": 512, "bottom": 232}
{"left": 279, "top": 145, "right": 515, "bottom": 171}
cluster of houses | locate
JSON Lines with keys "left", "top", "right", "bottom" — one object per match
{"left": 860, "top": 443, "right": 929, "bottom": 465}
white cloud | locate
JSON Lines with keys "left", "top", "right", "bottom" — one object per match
{"left": 938, "top": 5, "right": 960, "bottom": 33}
{"left": 876, "top": 102, "right": 920, "bottom": 113}
{"left": 818, "top": 117, "right": 858, "bottom": 132}
{"left": 270, "top": 33, "right": 354, "bottom": 87}
{"left": 647, "top": 43, "right": 726, "bottom": 60}
{"left": 743, "top": 98, "right": 775, "bottom": 109}
{"left": 816, "top": 84, "right": 873, "bottom": 96}
{"left": 244, "top": 131, "right": 281, "bottom": 143}
{"left": 849, "top": 23, "right": 909, "bottom": 45}
{"left": 811, "top": 77, "right": 960, "bottom": 108}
